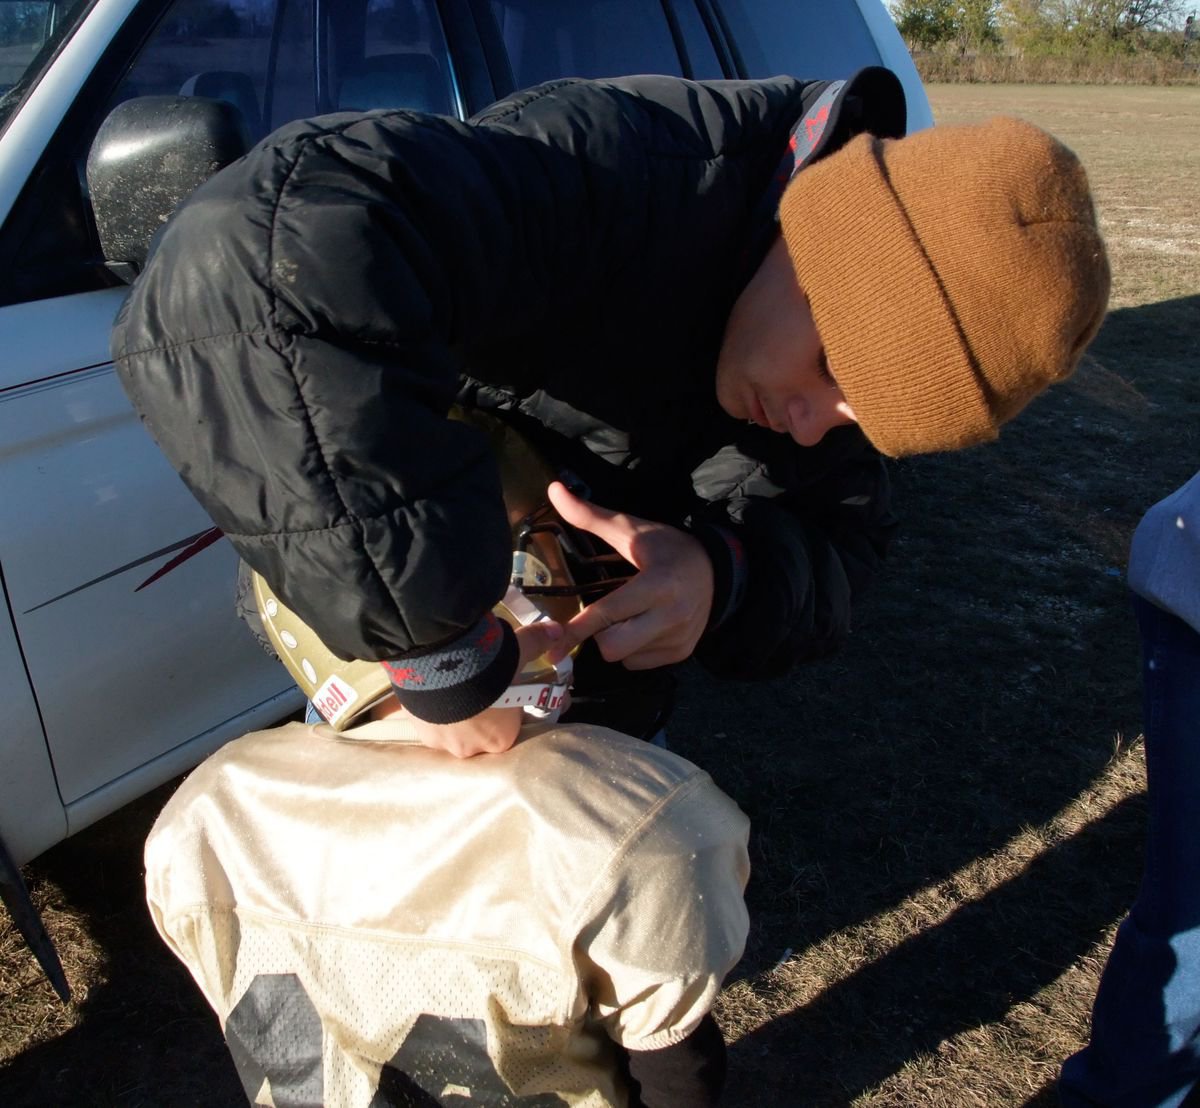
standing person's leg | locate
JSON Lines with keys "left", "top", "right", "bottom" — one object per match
{"left": 1060, "top": 594, "right": 1200, "bottom": 1107}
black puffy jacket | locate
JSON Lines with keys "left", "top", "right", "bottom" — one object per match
{"left": 113, "top": 71, "right": 903, "bottom": 711}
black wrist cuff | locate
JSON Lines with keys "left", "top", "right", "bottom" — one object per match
{"left": 381, "top": 612, "right": 519, "bottom": 724}
{"left": 690, "top": 524, "right": 748, "bottom": 633}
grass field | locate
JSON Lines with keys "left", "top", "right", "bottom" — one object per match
{"left": 2, "top": 83, "right": 1199, "bottom": 1106}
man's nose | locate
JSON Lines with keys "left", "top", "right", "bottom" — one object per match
{"left": 786, "top": 397, "right": 832, "bottom": 447}
{"left": 786, "top": 396, "right": 856, "bottom": 447}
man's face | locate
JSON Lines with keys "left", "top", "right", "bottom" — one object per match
{"left": 715, "top": 236, "right": 857, "bottom": 447}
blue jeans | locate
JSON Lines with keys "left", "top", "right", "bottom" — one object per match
{"left": 1060, "top": 595, "right": 1200, "bottom": 1107}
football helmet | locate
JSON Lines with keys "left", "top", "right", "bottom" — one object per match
{"left": 253, "top": 407, "right": 631, "bottom": 731}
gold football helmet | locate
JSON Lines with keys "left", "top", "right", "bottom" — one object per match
{"left": 254, "top": 407, "right": 630, "bottom": 731}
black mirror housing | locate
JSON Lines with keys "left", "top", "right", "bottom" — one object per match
{"left": 86, "top": 95, "right": 250, "bottom": 281}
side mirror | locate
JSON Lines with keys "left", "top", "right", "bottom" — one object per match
{"left": 86, "top": 95, "right": 250, "bottom": 282}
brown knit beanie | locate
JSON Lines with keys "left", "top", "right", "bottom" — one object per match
{"left": 778, "top": 116, "right": 1110, "bottom": 457}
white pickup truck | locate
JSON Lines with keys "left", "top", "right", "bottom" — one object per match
{"left": 0, "top": 0, "right": 930, "bottom": 995}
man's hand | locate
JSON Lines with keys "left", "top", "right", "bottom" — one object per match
{"left": 405, "top": 619, "right": 563, "bottom": 758}
{"left": 547, "top": 481, "right": 714, "bottom": 670}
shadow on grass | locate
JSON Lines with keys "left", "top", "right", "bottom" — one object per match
{"left": 723, "top": 791, "right": 1147, "bottom": 1105}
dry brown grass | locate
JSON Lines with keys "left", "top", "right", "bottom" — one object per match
{"left": 914, "top": 52, "right": 1200, "bottom": 87}
{"left": 2, "top": 84, "right": 1199, "bottom": 1106}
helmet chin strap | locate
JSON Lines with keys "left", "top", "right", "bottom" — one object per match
{"left": 490, "top": 585, "right": 573, "bottom": 723}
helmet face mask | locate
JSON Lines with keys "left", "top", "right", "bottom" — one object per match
{"left": 254, "top": 409, "right": 632, "bottom": 732}
{"left": 512, "top": 507, "right": 633, "bottom": 612}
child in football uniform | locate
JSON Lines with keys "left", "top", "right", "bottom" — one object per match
{"left": 146, "top": 566, "right": 749, "bottom": 1107}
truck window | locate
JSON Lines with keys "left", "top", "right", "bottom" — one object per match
{"left": 714, "top": 0, "right": 882, "bottom": 79}
{"left": 1, "top": 0, "right": 465, "bottom": 306}
{"left": 0, "top": 0, "right": 319, "bottom": 306}
{"left": 328, "top": 0, "right": 458, "bottom": 116}
{"left": 112, "top": 0, "right": 316, "bottom": 143}
{"left": 0, "top": 0, "right": 93, "bottom": 134}
{"left": 487, "top": 0, "right": 685, "bottom": 91}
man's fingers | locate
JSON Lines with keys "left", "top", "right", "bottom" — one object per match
{"left": 564, "top": 591, "right": 675, "bottom": 664}
{"left": 593, "top": 613, "right": 662, "bottom": 664}
{"left": 539, "top": 500, "right": 712, "bottom": 670}
{"left": 546, "top": 481, "right": 637, "bottom": 560}
{"left": 546, "top": 480, "right": 606, "bottom": 525}
{"left": 514, "top": 619, "right": 563, "bottom": 669}
{"left": 556, "top": 604, "right": 616, "bottom": 657}
{"left": 556, "top": 580, "right": 652, "bottom": 655}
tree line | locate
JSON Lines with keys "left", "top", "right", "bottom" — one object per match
{"left": 892, "top": 0, "right": 1197, "bottom": 60}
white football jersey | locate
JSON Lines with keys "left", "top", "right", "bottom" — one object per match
{"left": 145, "top": 719, "right": 749, "bottom": 1107}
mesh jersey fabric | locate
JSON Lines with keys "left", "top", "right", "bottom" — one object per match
{"left": 144, "top": 720, "right": 750, "bottom": 1106}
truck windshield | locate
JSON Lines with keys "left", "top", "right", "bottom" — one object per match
{"left": 0, "top": 0, "right": 94, "bottom": 133}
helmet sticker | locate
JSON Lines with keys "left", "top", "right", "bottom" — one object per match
{"left": 512, "top": 551, "right": 553, "bottom": 589}
{"left": 312, "top": 675, "right": 359, "bottom": 726}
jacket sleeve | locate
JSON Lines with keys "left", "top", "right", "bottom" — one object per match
{"left": 112, "top": 114, "right": 517, "bottom": 655}
{"left": 688, "top": 424, "right": 898, "bottom": 677}
{"left": 110, "top": 103, "right": 641, "bottom": 719}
